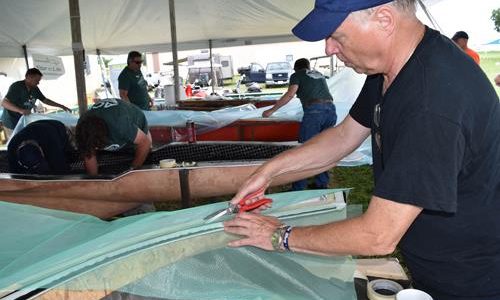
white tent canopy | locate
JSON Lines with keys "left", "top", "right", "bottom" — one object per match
{"left": 0, "top": 0, "right": 447, "bottom": 58}
{"left": 0, "top": 0, "right": 317, "bottom": 57}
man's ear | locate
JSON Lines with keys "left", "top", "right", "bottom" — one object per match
{"left": 373, "top": 6, "right": 395, "bottom": 36}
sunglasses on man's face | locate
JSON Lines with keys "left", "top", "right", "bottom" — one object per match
{"left": 373, "top": 103, "right": 382, "bottom": 153}
{"left": 133, "top": 60, "right": 143, "bottom": 65}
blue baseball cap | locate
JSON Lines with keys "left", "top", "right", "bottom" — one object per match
{"left": 292, "top": 0, "right": 394, "bottom": 42}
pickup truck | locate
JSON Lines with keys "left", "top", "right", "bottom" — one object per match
{"left": 237, "top": 63, "right": 266, "bottom": 84}
{"left": 265, "top": 62, "right": 292, "bottom": 88}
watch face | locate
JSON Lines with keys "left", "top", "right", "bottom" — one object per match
{"left": 271, "top": 226, "right": 286, "bottom": 252}
{"left": 271, "top": 229, "right": 281, "bottom": 250}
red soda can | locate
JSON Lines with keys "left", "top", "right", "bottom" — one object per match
{"left": 186, "top": 120, "right": 196, "bottom": 143}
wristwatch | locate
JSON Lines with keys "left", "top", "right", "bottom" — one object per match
{"left": 271, "top": 225, "right": 286, "bottom": 252}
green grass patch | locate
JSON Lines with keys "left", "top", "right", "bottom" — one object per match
{"left": 479, "top": 51, "right": 500, "bottom": 97}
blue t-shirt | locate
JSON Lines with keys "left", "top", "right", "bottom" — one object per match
{"left": 350, "top": 27, "right": 500, "bottom": 299}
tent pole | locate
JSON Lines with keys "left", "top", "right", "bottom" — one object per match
{"left": 169, "top": 0, "right": 181, "bottom": 104}
{"left": 96, "top": 48, "right": 111, "bottom": 98}
{"left": 209, "top": 39, "right": 215, "bottom": 94}
{"left": 69, "top": 0, "right": 88, "bottom": 115}
{"left": 22, "top": 45, "right": 29, "bottom": 70}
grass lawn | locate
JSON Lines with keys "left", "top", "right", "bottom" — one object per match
{"left": 479, "top": 51, "right": 500, "bottom": 97}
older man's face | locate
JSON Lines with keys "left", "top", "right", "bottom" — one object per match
{"left": 324, "top": 12, "right": 385, "bottom": 75}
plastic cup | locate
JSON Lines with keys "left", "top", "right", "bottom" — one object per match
{"left": 396, "top": 289, "right": 433, "bottom": 300}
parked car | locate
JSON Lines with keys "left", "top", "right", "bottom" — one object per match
{"left": 237, "top": 62, "right": 266, "bottom": 84}
{"left": 265, "top": 62, "right": 292, "bottom": 88}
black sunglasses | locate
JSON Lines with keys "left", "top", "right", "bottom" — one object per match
{"left": 373, "top": 103, "right": 384, "bottom": 168}
{"left": 133, "top": 60, "right": 143, "bottom": 64}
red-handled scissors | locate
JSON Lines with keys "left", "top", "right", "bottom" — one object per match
{"left": 203, "top": 188, "right": 272, "bottom": 223}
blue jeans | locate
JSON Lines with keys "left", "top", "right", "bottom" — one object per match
{"left": 292, "top": 103, "right": 337, "bottom": 191}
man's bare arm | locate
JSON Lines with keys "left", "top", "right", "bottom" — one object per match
{"left": 119, "top": 89, "right": 130, "bottom": 102}
{"left": 262, "top": 85, "right": 298, "bottom": 117}
{"left": 41, "top": 98, "right": 71, "bottom": 112}
{"left": 289, "top": 197, "right": 422, "bottom": 256}
{"left": 84, "top": 154, "right": 98, "bottom": 175}
{"left": 230, "top": 115, "right": 370, "bottom": 205}
{"left": 131, "top": 129, "right": 152, "bottom": 169}
{"left": 1, "top": 98, "right": 31, "bottom": 115}
{"left": 225, "top": 196, "right": 422, "bottom": 256}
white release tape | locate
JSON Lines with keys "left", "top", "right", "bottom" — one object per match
{"left": 367, "top": 279, "right": 404, "bottom": 300}
{"left": 159, "top": 159, "right": 176, "bottom": 168}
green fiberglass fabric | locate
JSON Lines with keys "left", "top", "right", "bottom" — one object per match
{"left": 0, "top": 189, "right": 359, "bottom": 300}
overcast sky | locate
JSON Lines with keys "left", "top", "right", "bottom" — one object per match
{"left": 165, "top": 0, "right": 500, "bottom": 70}
{"left": 420, "top": 0, "right": 499, "bottom": 47}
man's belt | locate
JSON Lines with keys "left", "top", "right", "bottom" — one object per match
{"left": 304, "top": 99, "right": 333, "bottom": 108}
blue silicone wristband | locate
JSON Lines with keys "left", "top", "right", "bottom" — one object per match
{"left": 283, "top": 226, "right": 293, "bottom": 251}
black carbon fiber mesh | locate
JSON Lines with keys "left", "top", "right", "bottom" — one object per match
{"left": 147, "top": 143, "right": 294, "bottom": 163}
{"left": 0, "top": 142, "right": 295, "bottom": 175}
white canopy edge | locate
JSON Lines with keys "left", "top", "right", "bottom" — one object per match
{"left": 0, "top": 0, "right": 313, "bottom": 57}
{"left": 0, "top": 0, "right": 445, "bottom": 58}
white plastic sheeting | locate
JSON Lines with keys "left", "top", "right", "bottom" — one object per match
{"left": 10, "top": 67, "right": 373, "bottom": 166}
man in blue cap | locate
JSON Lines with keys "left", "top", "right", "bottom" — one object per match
{"left": 224, "top": 1, "right": 500, "bottom": 299}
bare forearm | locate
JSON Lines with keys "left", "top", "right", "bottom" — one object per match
{"left": 84, "top": 155, "right": 98, "bottom": 175}
{"left": 287, "top": 197, "right": 422, "bottom": 256}
{"left": 119, "top": 90, "right": 130, "bottom": 102}
{"left": 268, "top": 93, "right": 294, "bottom": 113}
{"left": 264, "top": 117, "right": 369, "bottom": 184}
{"left": 131, "top": 143, "right": 150, "bottom": 168}
{"left": 42, "top": 98, "right": 65, "bottom": 109}
{"left": 2, "top": 99, "right": 26, "bottom": 113}
{"left": 288, "top": 217, "right": 389, "bottom": 256}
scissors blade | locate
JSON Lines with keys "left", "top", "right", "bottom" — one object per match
{"left": 203, "top": 207, "right": 230, "bottom": 223}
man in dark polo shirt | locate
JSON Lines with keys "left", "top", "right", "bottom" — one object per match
{"left": 1, "top": 68, "right": 71, "bottom": 138}
{"left": 262, "top": 58, "right": 337, "bottom": 190}
{"left": 224, "top": 1, "right": 500, "bottom": 299}
{"left": 118, "top": 51, "right": 152, "bottom": 110}
{"left": 75, "top": 98, "right": 152, "bottom": 175}
{"left": 8, "top": 119, "right": 71, "bottom": 175}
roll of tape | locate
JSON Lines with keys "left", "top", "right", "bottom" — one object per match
{"left": 159, "top": 159, "right": 177, "bottom": 168}
{"left": 367, "top": 279, "right": 404, "bottom": 300}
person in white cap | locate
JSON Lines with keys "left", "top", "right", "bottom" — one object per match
{"left": 224, "top": 1, "right": 500, "bottom": 299}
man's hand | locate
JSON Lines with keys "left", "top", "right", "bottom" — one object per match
{"left": 229, "top": 169, "right": 272, "bottom": 208}
{"left": 20, "top": 109, "right": 31, "bottom": 115}
{"left": 224, "top": 212, "right": 283, "bottom": 250}
{"left": 262, "top": 109, "right": 274, "bottom": 118}
{"left": 61, "top": 105, "right": 72, "bottom": 113}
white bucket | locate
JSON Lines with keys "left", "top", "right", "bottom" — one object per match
{"left": 163, "top": 83, "right": 186, "bottom": 106}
